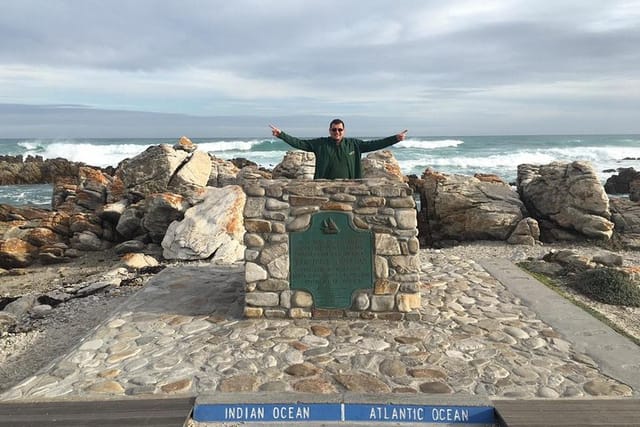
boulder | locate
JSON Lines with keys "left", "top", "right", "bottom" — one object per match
{"left": 121, "top": 253, "right": 159, "bottom": 269}
{"left": 610, "top": 197, "right": 640, "bottom": 249}
{"left": 592, "top": 252, "right": 624, "bottom": 267}
{"left": 518, "top": 161, "right": 614, "bottom": 240}
{"left": 162, "top": 186, "right": 246, "bottom": 262}
{"left": 100, "top": 199, "right": 129, "bottom": 224}
{"left": 75, "top": 166, "right": 112, "bottom": 211}
{"left": 362, "top": 150, "right": 405, "bottom": 181}
{"left": 106, "top": 175, "right": 126, "bottom": 204}
{"left": 52, "top": 176, "right": 79, "bottom": 210}
{"left": 507, "top": 217, "right": 540, "bottom": 246}
{"left": 272, "top": 151, "right": 315, "bottom": 179}
{"left": 114, "top": 240, "right": 146, "bottom": 255}
{"left": 421, "top": 170, "right": 524, "bottom": 242}
{"left": 70, "top": 231, "right": 108, "bottom": 251}
{"left": 168, "top": 150, "right": 212, "bottom": 194}
{"left": 69, "top": 213, "right": 103, "bottom": 237}
{"left": 3, "top": 294, "right": 37, "bottom": 319}
{"left": 0, "top": 208, "right": 71, "bottom": 253}
{"left": 543, "top": 249, "right": 594, "bottom": 271}
{"left": 0, "top": 238, "right": 37, "bottom": 268}
{"left": 542, "top": 249, "right": 623, "bottom": 270}
{"left": 115, "top": 203, "right": 145, "bottom": 239}
{"left": 0, "top": 204, "right": 51, "bottom": 222}
{"left": 229, "top": 158, "right": 259, "bottom": 170}
{"left": 604, "top": 167, "right": 640, "bottom": 194}
{"left": 141, "top": 193, "right": 191, "bottom": 243}
{"left": 21, "top": 227, "right": 64, "bottom": 248}
{"left": 207, "top": 155, "right": 241, "bottom": 187}
{"left": 41, "top": 158, "right": 84, "bottom": 183}
{"left": 631, "top": 178, "right": 640, "bottom": 202}
{"left": 38, "top": 245, "right": 72, "bottom": 264}
{"left": 116, "top": 144, "right": 189, "bottom": 197}
{"left": 36, "top": 211, "right": 71, "bottom": 236}
{"left": 174, "top": 136, "right": 198, "bottom": 153}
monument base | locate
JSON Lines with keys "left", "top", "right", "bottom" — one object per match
{"left": 242, "top": 177, "right": 421, "bottom": 320}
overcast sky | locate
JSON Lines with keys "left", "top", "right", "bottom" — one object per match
{"left": 1, "top": 0, "right": 639, "bottom": 137}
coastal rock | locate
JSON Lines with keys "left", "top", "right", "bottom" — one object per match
{"left": 604, "top": 167, "right": 640, "bottom": 195}
{"left": 421, "top": 170, "right": 524, "bottom": 242}
{"left": 362, "top": 150, "right": 405, "bottom": 181}
{"left": 162, "top": 186, "right": 246, "bottom": 262}
{"left": 121, "top": 253, "right": 159, "bottom": 269}
{"left": 0, "top": 238, "right": 36, "bottom": 268}
{"left": 3, "top": 294, "right": 37, "bottom": 319}
{"left": 0, "top": 205, "right": 74, "bottom": 267}
{"left": 100, "top": 199, "right": 129, "bottom": 224}
{"left": 168, "top": 150, "right": 211, "bottom": 194}
{"left": 174, "top": 136, "right": 197, "bottom": 153}
{"left": 115, "top": 203, "right": 145, "bottom": 239}
{"left": 1, "top": 142, "right": 250, "bottom": 266}
{"left": 207, "top": 156, "right": 241, "bottom": 187}
{"left": 116, "top": 144, "right": 189, "bottom": 197}
{"left": 507, "top": 217, "right": 540, "bottom": 245}
{"left": 609, "top": 198, "right": 640, "bottom": 249}
{"left": 0, "top": 155, "right": 82, "bottom": 186}
{"left": 543, "top": 250, "right": 594, "bottom": 270}
{"left": 38, "top": 246, "right": 72, "bottom": 264}
{"left": 69, "top": 213, "right": 103, "bottom": 238}
{"left": 20, "top": 227, "right": 65, "bottom": 249}
{"left": 517, "top": 161, "right": 614, "bottom": 240}
{"left": 272, "top": 151, "right": 315, "bottom": 180}
{"left": 114, "top": 240, "right": 146, "bottom": 254}
{"left": 141, "top": 193, "right": 190, "bottom": 243}
{"left": 70, "top": 231, "right": 108, "bottom": 251}
{"left": 76, "top": 167, "right": 112, "bottom": 211}
{"left": 0, "top": 204, "right": 54, "bottom": 222}
{"left": 52, "top": 176, "right": 79, "bottom": 210}
{"left": 631, "top": 178, "right": 640, "bottom": 202}
{"left": 105, "top": 175, "right": 126, "bottom": 204}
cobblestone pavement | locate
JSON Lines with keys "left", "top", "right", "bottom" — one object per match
{"left": 1, "top": 251, "right": 635, "bottom": 401}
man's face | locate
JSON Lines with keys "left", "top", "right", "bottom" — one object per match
{"left": 329, "top": 123, "right": 345, "bottom": 142}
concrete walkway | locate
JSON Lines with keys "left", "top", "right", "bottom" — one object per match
{"left": 480, "top": 258, "right": 640, "bottom": 393}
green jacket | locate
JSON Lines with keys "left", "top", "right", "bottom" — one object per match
{"left": 277, "top": 132, "right": 399, "bottom": 179}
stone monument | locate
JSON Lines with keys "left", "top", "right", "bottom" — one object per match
{"left": 242, "top": 175, "right": 421, "bottom": 320}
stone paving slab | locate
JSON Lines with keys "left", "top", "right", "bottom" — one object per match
{"left": 1, "top": 253, "right": 636, "bottom": 402}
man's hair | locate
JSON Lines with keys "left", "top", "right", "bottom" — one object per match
{"left": 329, "top": 118, "right": 344, "bottom": 128}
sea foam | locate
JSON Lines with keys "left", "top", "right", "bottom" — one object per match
{"left": 396, "top": 139, "right": 464, "bottom": 149}
{"left": 20, "top": 140, "right": 151, "bottom": 167}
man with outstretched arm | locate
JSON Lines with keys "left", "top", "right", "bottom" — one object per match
{"left": 270, "top": 118, "right": 407, "bottom": 179}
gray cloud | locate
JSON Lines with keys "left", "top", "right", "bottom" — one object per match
{"left": 0, "top": 0, "right": 639, "bottom": 135}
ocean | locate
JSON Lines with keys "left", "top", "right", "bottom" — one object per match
{"left": 1, "top": 134, "right": 639, "bottom": 208}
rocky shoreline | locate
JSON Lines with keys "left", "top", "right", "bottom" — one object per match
{"left": 2, "top": 137, "right": 640, "bottom": 274}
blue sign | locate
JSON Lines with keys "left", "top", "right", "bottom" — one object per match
{"left": 346, "top": 404, "right": 495, "bottom": 424}
{"left": 193, "top": 402, "right": 495, "bottom": 424}
{"left": 193, "top": 403, "right": 342, "bottom": 422}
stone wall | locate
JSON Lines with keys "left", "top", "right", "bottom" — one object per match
{"left": 242, "top": 175, "right": 421, "bottom": 320}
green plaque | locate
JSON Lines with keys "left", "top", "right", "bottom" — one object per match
{"left": 290, "top": 212, "right": 374, "bottom": 309}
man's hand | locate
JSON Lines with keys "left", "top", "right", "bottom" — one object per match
{"left": 269, "top": 124, "right": 282, "bottom": 137}
{"left": 396, "top": 129, "right": 408, "bottom": 141}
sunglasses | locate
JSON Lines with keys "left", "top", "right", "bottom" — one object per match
{"left": 330, "top": 128, "right": 344, "bottom": 132}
